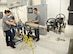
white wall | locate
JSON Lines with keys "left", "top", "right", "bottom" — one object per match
{"left": 0, "top": 0, "right": 7, "bottom": 3}
{"left": 32, "top": 0, "right": 41, "bottom": 5}
{"left": 46, "top": 0, "right": 70, "bottom": 21}
{"left": 0, "top": 5, "right": 8, "bottom": 12}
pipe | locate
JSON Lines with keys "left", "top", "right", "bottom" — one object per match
{"left": 25, "top": 22, "right": 47, "bottom": 29}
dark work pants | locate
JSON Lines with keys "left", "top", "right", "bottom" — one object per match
{"left": 4, "top": 30, "right": 14, "bottom": 46}
{"left": 35, "top": 29, "right": 39, "bottom": 39}
{"left": 24, "top": 27, "right": 26, "bottom": 34}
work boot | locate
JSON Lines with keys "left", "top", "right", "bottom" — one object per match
{"left": 10, "top": 45, "right": 16, "bottom": 48}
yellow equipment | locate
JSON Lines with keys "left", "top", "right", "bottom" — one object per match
{"left": 20, "top": 34, "right": 35, "bottom": 54}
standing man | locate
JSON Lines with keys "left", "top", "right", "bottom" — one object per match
{"left": 29, "top": 8, "right": 40, "bottom": 42}
{"left": 2, "top": 10, "right": 16, "bottom": 48}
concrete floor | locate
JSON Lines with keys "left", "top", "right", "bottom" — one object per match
{"left": 0, "top": 19, "right": 70, "bottom": 54}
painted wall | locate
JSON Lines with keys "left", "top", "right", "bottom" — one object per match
{"left": 0, "top": 0, "right": 7, "bottom": 4}
{"left": 32, "top": 0, "right": 41, "bottom": 5}
{"left": 0, "top": 5, "right": 7, "bottom": 12}
{"left": 46, "top": 0, "right": 70, "bottom": 21}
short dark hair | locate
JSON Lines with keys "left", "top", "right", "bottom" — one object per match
{"left": 34, "top": 8, "right": 38, "bottom": 11}
{"left": 4, "top": 10, "right": 11, "bottom": 14}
